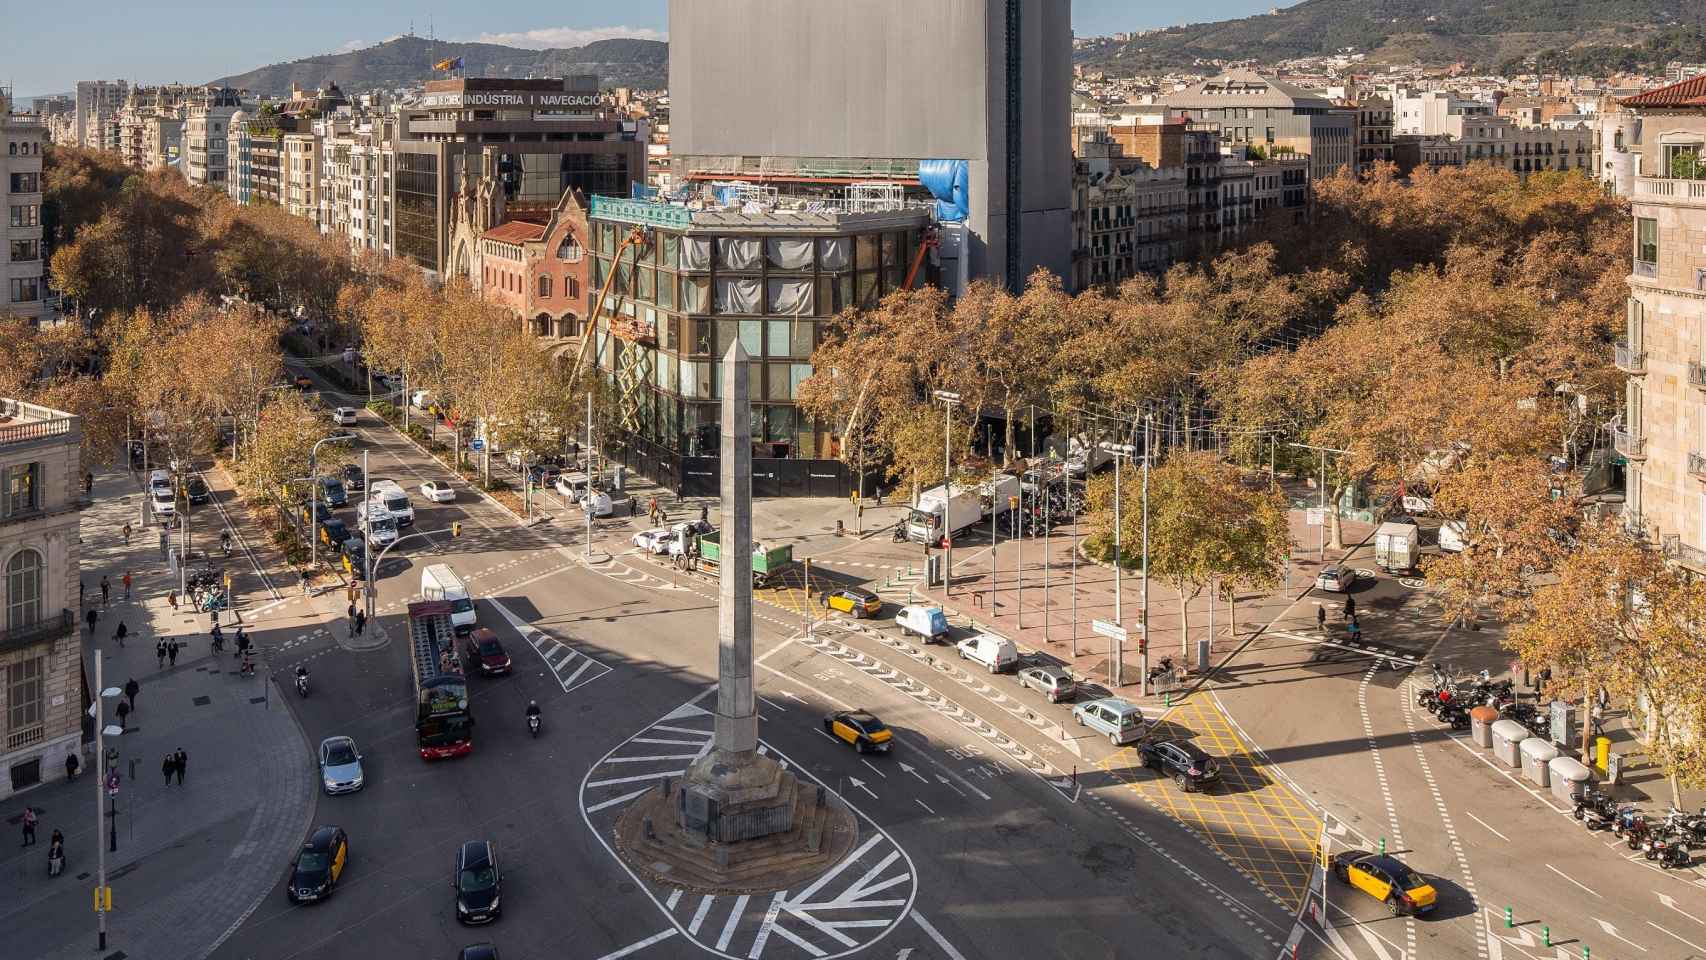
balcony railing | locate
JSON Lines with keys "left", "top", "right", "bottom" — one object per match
{"left": 1615, "top": 341, "right": 1647, "bottom": 374}
{"left": 1689, "top": 361, "right": 1706, "bottom": 391}
{"left": 1613, "top": 426, "right": 1647, "bottom": 460}
{"left": 0, "top": 401, "right": 74, "bottom": 446}
{"left": 1662, "top": 535, "right": 1706, "bottom": 573}
{"left": 1633, "top": 260, "right": 1658, "bottom": 279}
{"left": 1690, "top": 451, "right": 1706, "bottom": 481}
{"left": 1635, "top": 176, "right": 1706, "bottom": 207}
{"left": 0, "top": 608, "right": 75, "bottom": 653}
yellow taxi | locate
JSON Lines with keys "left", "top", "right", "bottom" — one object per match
{"left": 822, "top": 710, "right": 893, "bottom": 754}
{"left": 286, "top": 824, "right": 350, "bottom": 903}
{"left": 294, "top": 374, "right": 314, "bottom": 390}
{"left": 1331, "top": 851, "right": 1437, "bottom": 916}
{"left": 822, "top": 586, "right": 882, "bottom": 618}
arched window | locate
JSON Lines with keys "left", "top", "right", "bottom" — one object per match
{"left": 539, "top": 275, "right": 552, "bottom": 299}
{"left": 557, "top": 235, "right": 584, "bottom": 263}
{"left": 6, "top": 549, "right": 42, "bottom": 629}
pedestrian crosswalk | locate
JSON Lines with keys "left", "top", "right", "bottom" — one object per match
{"left": 488, "top": 596, "right": 612, "bottom": 694}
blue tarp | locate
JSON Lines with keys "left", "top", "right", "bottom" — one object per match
{"left": 630, "top": 181, "right": 659, "bottom": 200}
{"left": 918, "top": 159, "right": 969, "bottom": 222}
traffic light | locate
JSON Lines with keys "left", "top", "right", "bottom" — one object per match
{"left": 451, "top": 522, "right": 462, "bottom": 538}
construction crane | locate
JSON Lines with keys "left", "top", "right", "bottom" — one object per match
{"left": 567, "top": 224, "right": 652, "bottom": 385}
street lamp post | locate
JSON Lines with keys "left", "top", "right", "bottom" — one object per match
{"left": 1141, "top": 415, "right": 1152, "bottom": 696}
{"left": 933, "top": 391, "right": 961, "bottom": 593}
{"left": 308, "top": 434, "right": 356, "bottom": 573}
{"left": 92, "top": 655, "right": 123, "bottom": 951}
{"left": 1100, "top": 442, "right": 1137, "bottom": 688}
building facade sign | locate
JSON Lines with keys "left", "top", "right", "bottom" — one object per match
{"left": 420, "top": 91, "right": 603, "bottom": 109}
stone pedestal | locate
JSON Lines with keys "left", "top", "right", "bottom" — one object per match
{"left": 679, "top": 750, "right": 796, "bottom": 841}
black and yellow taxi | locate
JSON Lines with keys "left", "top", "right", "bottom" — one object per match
{"left": 287, "top": 825, "right": 350, "bottom": 903}
{"left": 823, "top": 710, "right": 893, "bottom": 754}
{"left": 1330, "top": 850, "right": 1437, "bottom": 916}
{"left": 340, "top": 539, "right": 367, "bottom": 580}
{"left": 822, "top": 586, "right": 882, "bottom": 618}
{"left": 293, "top": 373, "right": 314, "bottom": 390}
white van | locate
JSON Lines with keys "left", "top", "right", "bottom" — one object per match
{"left": 370, "top": 480, "right": 415, "bottom": 527}
{"left": 957, "top": 632, "right": 1020, "bottom": 673}
{"left": 357, "top": 503, "right": 399, "bottom": 547}
{"left": 420, "top": 563, "right": 476, "bottom": 633}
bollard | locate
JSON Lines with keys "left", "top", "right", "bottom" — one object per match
{"left": 1165, "top": 693, "right": 1171, "bottom": 708}
{"left": 1379, "top": 837, "right": 1386, "bottom": 855}
{"left": 1505, "top": 907, "right": 1513, "bottom": 929}
{"left": 1543, "top": 926, "right": 1550, "bottom": 947}
{"left": 1582, "top": 948, "right": 1588, "bottom": 960}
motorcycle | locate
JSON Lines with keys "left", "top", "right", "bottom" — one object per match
{"left": 1644, "top": 824, "right": 1681, "bottom": 861}
{"left": 1573, "top": 789, "right": 1619, "bottom": 831}
{"left": 295, "top": 671, "right": 309, "bottom": 698}
{"left": 891, "top": 523, "right": 908, "bottom": 544}
{"left": 1615, "top": 809, "right": 1651, "bottom": 849}
{"left": 1437, "top": 700, "right": 1471, "bottom": 731}
{"left": 1655, "top": 832, "right": 1693, "bottom": 870}
{"left": 527, "top": 713, "right": 542, "bottom": 738}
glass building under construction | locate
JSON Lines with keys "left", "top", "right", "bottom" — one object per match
{"left": 586, "top": 187, "right": 934, "bottom": 496}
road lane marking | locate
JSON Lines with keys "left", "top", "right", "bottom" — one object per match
{"left": 715, "top": 895, "right": 749, "bottom": 952}
{"left": 592, "top": 929, "right": 678, "bottom": 960}
{"left": 666, "top": 890, "right": 682, "bottom": 910}
{"left": 915, "top": 799, "right": 936, "bottom": 815}
{"left": 1648, "top": 920, "right": 1706, "bottom": 953}
{"left": 1546, "top": 863, "right": 1601, "bottom": 898}
{"left": 585, "top": 787, "right": 650, "bottom": 814}
{"left": 688, "top": 895, "right": 714, "bottom": 935}
{"left": 911, "top": 913, "right": 969, "bottom": 960}
{"left": 859, "top": 758, "right": 887, "bottom": 778}
{"left": 586, "top": 770, "right": 686, "bottom": 789}
{"left": 1464, "top": 811, "right": 1510, "bottom": 843}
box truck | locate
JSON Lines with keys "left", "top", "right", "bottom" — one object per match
{"left": 1374, "top": 521, "right": 1420, "bottom": 574}
{"left": 420, "top": 563, "right": 477, "bottom": 634}
{"left": 905, "top": 484, "right": 984, "bottom": 546}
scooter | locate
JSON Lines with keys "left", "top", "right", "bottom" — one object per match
{"left": 1615, "top": 809, "right": 1651, "bottom": 850}
{"left": 1573, "top": 789, "right": 1619, "bottom": 831}
{"left": 527, "top": 713, "right": 542, "bottom": 738}
{"left": 295, "top": 671, "right": 309, "bottom": 698}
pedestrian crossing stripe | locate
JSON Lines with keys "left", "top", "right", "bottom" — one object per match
{"left": 488, "top": 596, "right": 612, "bottom": 694}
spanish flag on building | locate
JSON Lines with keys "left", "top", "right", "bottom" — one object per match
{"left": 434, "top": 56, "right": 464, "bottom": 72}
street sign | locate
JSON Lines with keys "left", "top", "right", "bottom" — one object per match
{"left": 470, "top": 438, "right": 484, "bottom": 451}
{"left": 1090, "top": 619, "right": 1128, "bottom": 643}
{"left": 105, "top": 770, "right": 119, "bottom": 796}
{"left": 1305, "top": 507, "right": 1325, "bottom": 526}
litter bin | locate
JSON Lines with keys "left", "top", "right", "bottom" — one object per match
{"left": 1520, "top": 737, "right": 1559, "bottom": 788}
{"left": 1549, "top": 755, "right": 1591, "bottom": 803}
{"left": 1469, "top": 706, "right": 1500, "bottom": 748}
{"left": 1491, "top": 719, "right": 1527, "bottom": 768}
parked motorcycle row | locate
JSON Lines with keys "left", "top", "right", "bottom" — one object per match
{"left": 1413, "top": 666, "right": 1526, "bottom": 733}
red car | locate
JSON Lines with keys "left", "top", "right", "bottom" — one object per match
{"left": 463, "top": 628, "right": 512, "bottom": 676}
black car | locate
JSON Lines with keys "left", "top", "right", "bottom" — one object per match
{"left": 302, "top": 500, "right": 335, "bottom": 526}
{"left": 342, "top": 463, "right": 365, "bottom": 492}
{"left": 319, "top": 476, "right": 348, "bottom": 507}
{"left": 340, "top": 539, "right": 367, "bottom": 580}
{"left": 457, "top": 946, "right": 499, "bottom": 960}
{"left": 287, "top": 825, "right": 349, "bottom": 903}
{"left": 318, "top": 518, "right": 352, "bottom": 548}
{"left": 455, "top": 840, "right": 502, "bottom": 924}
{"left": 1135, "top": 739, "right": 1221, "bottom": 792}
{"left": 184, "top": 476, "right": 211, "bottom": 505}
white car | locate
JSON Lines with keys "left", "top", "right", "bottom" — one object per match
{"left": 631, "top": 527, "right": 676, "bottom": 555}
{"left": 147, "top": 468, "right": 172, "bottom": 493}
{"left": 357, "top": 504, "right": 399, "bottom": 546}
{"left": 579, "top": 489, "right": 614, "bottom": 518}
{"left": 150, "top": 487, "right": 176, "bottom": 518}
{"left": 410, "top": 390, "right": 432, "bottom": 408}
{"left": 418, "top": 480, "right": 455, "bottom": 503}
{"left": 332, "top": 407, "right": 358, "bottom": 426}
{"left": 1314, "top": 566, "right": 1357, "bottom": 593}
{"left": 554, "top": 472, "right": 590, "bottom": 500}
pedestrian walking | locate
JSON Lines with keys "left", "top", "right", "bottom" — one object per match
{"left": 1343, "top": 594, "right": 1356, "bottom": 621}
{"left": 122, "top": 523, "right": 132, "bottom": 546}
{"left": 113, "top": 620, "right": 127, "bottom": 648}
{"left": 354, "top": 610, "right": 367, "bottom": 637}
{"left": 167, "top": 589, "right": 178, "bottom": 611}
{"left": 121, "top": 571, "right": 132, "bottom": 600}
{"left": 700, "top": 504, "right": 709, "bottom": 524}
{"left": 173, "top": 748, "right": 187, "bottom": 785}
{"left": 162, "top": 754, "right": 174, "bottom": 786}
{"left": 1316, "top": 605, "right": 1326, "bottom": 632}
{"left": 156, "top": 640, "right": 167, "bottom": 669}
{"left": 647, "top": 496, "right": 658, "bottom": 525}
{"left": 85, "top": 607, "right": 97, "bottom": 634}
{"left": 79, "top": 579, "right": 85, "bottom": 608}
{"left": 48, "top": 829, "right": 64, "bottom": 876}
{"left": 114, "top": 700, "right": 129, "bottom": 731}
{"left": 20, "top": 806, "right": 36, "bottom": 846}
{"left": 100, "top": 575, "right": 110, "bottom": 607}
{"left": 84, "top": 470, "right": 94, "bottom": 494}
{"left": 168, "top": 640, "right": 180, "bottom": 667}
{"left": 123, "top": 678, "right": 138, "bottom": 712}
{"left": 64, "top": 752, "right": 79, "bottom": 781}
{"left": 346, "top": 601, "right": 356, "bottom": 624}
{"left": 158, "top": 531, "right": 168, "bottom": 561}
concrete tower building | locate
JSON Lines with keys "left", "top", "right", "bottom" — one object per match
{"left": 668, "top": 0, "right": 1073, "bottom": 289}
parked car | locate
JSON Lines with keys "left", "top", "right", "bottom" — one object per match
{"left": 302, "top": 500, "right": 334, "bottom": 526}
{"left": 1315, "top": 566, "right": 1358, "bottom": 593}
{"left": 463, "top": 628, "right": 512, "bottom": 676}
{"left": 150, "top": 487, "right": 176, "bottom": 519}
{"left": 822, "top": 710, "right": 893, "bottom": 754}
{"left": 1072, "top": 697, "right": 1147, "bottom": 745}
{"left": 1331, "top": 851, "right": 1438, "bottom": 916}
{"left": 957, "top": 633, "right": 1020, "bottom": 673}
{"left": 454, "top": 839, "right": 502, "bottom": 925}
{"left": 553, "top": 472, "right": 590, "bottom": 499}
{"left": 341, "top": 463, "right": 365, "bottom": 492}
{"left": 147, "top": 468, "right": 172, "bottom": 494}
{"left": 184, "top": 476, "right": 211, "bottom": 505}
{"left": 293, "top": 374, "right": 314, "bottom": 390}
{"left": 318, "top": 736, "right": 365, "bottom": 795}
{"left": 419, "top": 480, "right": 456, "bottom": 503}
{"left": 286, "top": 825, "right": 349, "bottom": 903}
{"left": 894, "top": 604, "right": 950, "bottom": 644}
{"left": 578, "top": 488, "right": 614, "bottom": 517}
{"left": 823, "top": 586, "right": 882, "bottom": 618}
{"left": 631, "top": 528, "right": 677, "bottom": 555}
{"left": 332, "top": 406, "right": 358, "bottom": 426}
{"left": 1136, "top": 739, "right": 1220, "bottom": 792}
{"left": 1017, "top": 664, "right": 1078, "bottom": 703}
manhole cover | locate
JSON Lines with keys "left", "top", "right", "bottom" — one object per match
{"left": 248, "top": 696, "right": 266, "bottom": 704}
{"left": 193, "top": 696, "right": 212, "bottom": 706}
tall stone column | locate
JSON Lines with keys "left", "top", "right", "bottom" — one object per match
{"left": 713, "top": 340, "right": 757, "bottom": 758}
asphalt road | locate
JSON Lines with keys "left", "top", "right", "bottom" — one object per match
{"left": 207, "top": 367, "right": 1296, "bottom": 960}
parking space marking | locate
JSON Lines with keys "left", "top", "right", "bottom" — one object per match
{"left": 1099, "top": 695, "right": 1321, "bottom": 910}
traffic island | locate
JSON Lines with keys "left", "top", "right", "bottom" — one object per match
{"left": 613, "top": 771, "right": 857, "bottom": 894}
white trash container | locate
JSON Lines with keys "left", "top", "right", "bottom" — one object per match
{"left": 1549, "top": 755, "right": 1591, "bottom": 803}
{"left": 1520, "top": 737, "right": 1559, "bottom": 788}
{"left": 1469, "top": 706, "right": 1500, "bottom": 748}
{"left": 1491, "top": 719, "right": 1527, "bottom": 768}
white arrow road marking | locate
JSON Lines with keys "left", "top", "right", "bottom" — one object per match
{"left": 898, "top": 762, "right": 929, "bottom": 784}
{"left": 1593, "top": 917, "right": 1648, "bottom": 951}
{"left": 935, "top": 774, "right": 965, "bottom": 797}
{"left": 847, "top": 776, "right": 879, "bottom": 800}
{"left": 1658, "top": 891, "right": 1706, "bottom": 926}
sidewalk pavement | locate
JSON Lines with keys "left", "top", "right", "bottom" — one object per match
{"left": 914, "top": 507, "right": 1379, "bottom": 698}
{"left": 0, "top": 465, "right": 315, "bottom": 960}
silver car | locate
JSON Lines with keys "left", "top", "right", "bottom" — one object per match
{"left": 1018, "top": 664, "right": 1078, "bottom": 703}
{"left": 318, "top": 736, "right": 365, "bottom": 795}
{"left": 1315, "top": 565, "right": 1356, "bottom": 593}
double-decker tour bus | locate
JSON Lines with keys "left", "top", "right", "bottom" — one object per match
{"left": 407, "top": 600, "right": 473, "bottom": 759}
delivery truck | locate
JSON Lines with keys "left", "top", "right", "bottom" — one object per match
{"left": 420, "top": 563, "right": 477, "bottom": 634}
{"left": 905, "top": 484, "right": 984, "bottom": 546}
{"left": 679, "top": 529, "right": 794, "bottom": 587}
{"left": 1374, "top": 521, "right": 1420, "bottom": 575}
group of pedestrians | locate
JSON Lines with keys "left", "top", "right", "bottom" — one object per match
{"left": 1315, "top": 593, "right": 1360, "bottom": 639}
{"left": 346, "top": 602, "right": 367, "bottom": 639}
{"left": 18, "top": 807, "right": 66, "bottom": 876}
{"left": 155, "top": 638, "right": 182, "bottom": 669}
{"left": 160, "top": 748, "right": 189, "bottom": 786}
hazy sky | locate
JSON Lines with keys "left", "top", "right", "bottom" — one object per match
{"left": 9, "top": 1, "right": 1299, "bottom": 98}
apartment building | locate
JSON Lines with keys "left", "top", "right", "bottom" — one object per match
{"left": 1353, "top": 98, "right": 1394, "bottom": 174}
{"left": 1391, "top": 88, "right": 1492, "bottom": 136}
{"left": 284, "top": 130, "right": 320, "bottom": 226}
{"left": 1392, "top": 135, "right": 1468, "bottom": 175}
{"left": 74, "top": 80, "right": 127, "bottom": 150}
{"left": 1071, "top": 136, "right": 1187, "bottom": 288}
{"left": 4, "top": 93, "right": 50, "bottom": 324}
{"left": 1447, "top": 115, "right": 1593, "bottom": 176}
{"left": 0, "top": 399, "right": 85, "bottom": 800}
{"left": 226, "top": 111, "right": 253, "bottom": 204}
{"left": 1618, "top": 77, "right": 1706, "bottom": 574}
{"left": 184, "top": 88, "right": 243, "bottom": 188}
{"left": 1163, "top": 68, "right": 1355, "bottom": 180}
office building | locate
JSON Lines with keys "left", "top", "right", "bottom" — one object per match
{"left": 4, "top": 92, "right": 50, "bottom": 325}
{"left": 74, "top": 80, "right": 127, "bottom": 150}
{"left": 392, "top": 76, "right": 644, "bottom": 275}
{"left": 1616, "top": 77, "right": 1706, "bottom": 574}
{"left": 1163, "top": 68, "right": 1355, "bottom": 181}
{"left": 0, "top": 398, "right": 85, "bottom": 801}
{"left": 668, "top": 0, "right": 1073, "bottom": 290}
